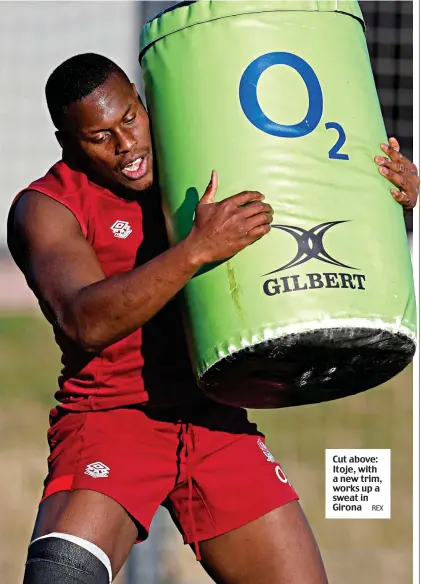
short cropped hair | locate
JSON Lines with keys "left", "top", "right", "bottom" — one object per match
{"left": 45, "top": 53, "right": 129, "bottom": 130}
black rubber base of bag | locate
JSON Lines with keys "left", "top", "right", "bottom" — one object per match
{"left": 199, "top": 328, "right": 416, "bottom": 408}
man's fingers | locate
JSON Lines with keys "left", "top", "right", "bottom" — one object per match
{"left": 388, "top": 136, "right": 400, "bottom": 151}
{"left": 391, "top": 187, "right": 410, "bottom": 204}
{"left": 378, "top": 165, "right": 414, "bottom": 191}
{"left": 245, "top": 211, "right": 274, "bottom": 232}
{"left": 238, "top": 201, "right": 273, "bottom": 219}
{"left": 391, "top": 188, "right": 413, "bottom": 213}
{"left": 377, "top": 159, "right": 420, "bottom": 202}
{"left": 380, "top": 142, "right": 418, "bottom": 175}
{"left": 246, "top": 223, "right": 272, "bottom": 241}
{"left": 376, "top": 156, "right": 419, "bottom": 177}
{"left": 228, "top": 190, "right": 265, "bottom": 207}
{"left": 199, "top": 170, "right": 219, "bottom": 205}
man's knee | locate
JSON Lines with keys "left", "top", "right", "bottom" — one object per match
{"left": 23, "top": 533, "right": 112, "bottom": 584}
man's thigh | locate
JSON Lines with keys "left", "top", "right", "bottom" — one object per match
{"left": 166, "top": 424, "right": 327, "bottom": 583}
{"left": 199, "top": 501, "right": 328, "bottom": 584}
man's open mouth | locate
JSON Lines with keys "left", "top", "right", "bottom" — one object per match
{"left": 121, "top": 155, "right": 148, "bottom": 180}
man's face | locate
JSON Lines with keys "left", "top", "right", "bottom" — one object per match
{"left": 60, "top": 73, "right": 153, "bottom": 192}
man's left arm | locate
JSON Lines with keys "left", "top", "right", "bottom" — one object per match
{"left": 375, "top": 136, "right": 419, "bottom": 213}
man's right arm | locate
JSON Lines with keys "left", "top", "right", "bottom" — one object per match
{"left": 13, "top": 172, "right": 273, "bottom": 352}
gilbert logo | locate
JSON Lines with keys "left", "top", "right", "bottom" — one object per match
{"left": 263, "top": 221, "right": 366, "bottom": 296}
{"left": 111, "top": 220, "right": 132, "bottom": 239}
{"left": 265, "top": 221, "right": 356, "bottom": 275}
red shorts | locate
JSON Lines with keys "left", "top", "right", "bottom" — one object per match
{"left": 43, "top": 403, "right": 298, "bottom": 547}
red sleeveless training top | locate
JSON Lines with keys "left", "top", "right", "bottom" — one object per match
{"left": 8, "top": 160, "right": 202, "bottom": 411}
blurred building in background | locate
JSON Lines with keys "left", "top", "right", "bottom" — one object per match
{"left": 0, "top": 2, "right": 416, "bottom": 584}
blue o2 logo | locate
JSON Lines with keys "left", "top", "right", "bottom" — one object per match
{"left": 239, "top": 52, "right": 323, "bottom": 138}
{"left": 239, "top": 52, "right": 349, "bottom": 160}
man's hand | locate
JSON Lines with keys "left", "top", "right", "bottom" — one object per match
{"left": 186, "top": 170, "right": 273, "bottom": 265}
{"left": 375, "top": 137, "right": 419, "bottom": 213}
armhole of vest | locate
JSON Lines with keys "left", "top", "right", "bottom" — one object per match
{"left": 18, "top": 188, "right": 89, "bottom": 239}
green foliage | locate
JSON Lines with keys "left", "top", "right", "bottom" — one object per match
{"left": 0, "top": 314, "right": 60, "bottom": 406}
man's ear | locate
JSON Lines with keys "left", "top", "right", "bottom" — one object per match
{"left": 131, "top": 82, "right": 139, "bottom": 98}
{"left": 55, "top": 131, "right": 64, "bottom": 149}
{"left": 132, "top": 83, "right": 147, "bottom": 110}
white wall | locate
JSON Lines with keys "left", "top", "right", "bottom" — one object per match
{"left": 0, "top": 1, "right": 143, "bottom": 247}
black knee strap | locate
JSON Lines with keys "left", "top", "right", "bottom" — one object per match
{"left": 23, "top": 537, "right": 110, "bottom": 584}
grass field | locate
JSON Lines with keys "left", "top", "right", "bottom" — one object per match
{"left": 0, "top": 313, "right": 413, "bottom": 583}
